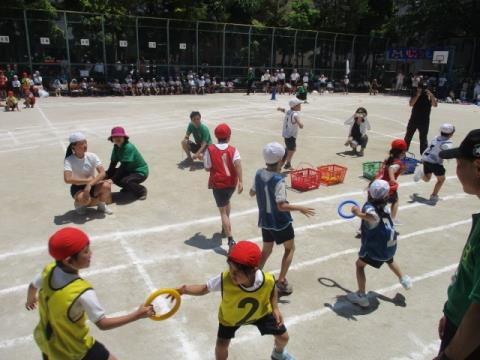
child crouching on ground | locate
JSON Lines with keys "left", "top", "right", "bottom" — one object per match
{"left": 172, "top": 240, "right": 296, "bottom": 360}
{"left": 5, "top": 90, "right": 20, "bottom": 111}
{"left": 344, "top": 107, "right": 370, "bottom": 156}
{"left": 347, "top": 180, "right": 412, "bottom": 308}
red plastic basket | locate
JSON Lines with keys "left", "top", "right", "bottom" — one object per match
{"left": 317, "top": 164, "right": 348, "bottom": 186}
{"left": 290, "top": 168, "right": 320, "bottom": 191}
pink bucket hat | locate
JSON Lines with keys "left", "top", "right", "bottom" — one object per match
{"left": 108, "top": 126, "right": 129, "bottom": 141}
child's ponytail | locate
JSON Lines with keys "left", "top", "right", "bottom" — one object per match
{"left": 65, "top": 143, "right": 73, "bottom": 159}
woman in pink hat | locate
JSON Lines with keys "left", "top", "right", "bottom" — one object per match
{"left": 106, "top": 126, "right": 149, "bottom": 200}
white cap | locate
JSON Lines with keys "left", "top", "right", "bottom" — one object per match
{"left": 263, "top": 142, "right": 285, "bottom": 165}
{"left": 69, "top": 132, "right": 86, "bottom": 144}
{"left": 288, "top": 98, "right": 303, "bottom": 108}
{"left": 440, "top": 123, "right": 455, "bottom": 135}
{"left": 368, "top": 179, "right": 390, "bottom": 200}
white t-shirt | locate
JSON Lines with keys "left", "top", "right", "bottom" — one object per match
{"left": 207, "top": 269, "right": 265, "bottom": 292}
{"left": 203, "top": 144, "right": 241, "bottom": 169}
{"left": 32, "top": 266, "right": 105, "bottom": 323}
{"left": 278, "top": 72, "right": 285, "bottom": 80}
{"left": 282, "top": 109, "right": 300, "bottom": 138}
{"left": 64, "top": 152, "right": 101, "bottom": 179}
{"left": 290, "top": 72, "right": 299, "bottom": 81}
{"left": 250, "top": 169, "right": 287, "bottom": 203}
{"left": 12, "top": 80, "right": 21, "bottom": 88}
{"left": 422, "top": 135, "right": 453, "bottom": 164}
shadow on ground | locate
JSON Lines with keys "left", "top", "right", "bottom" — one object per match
{"left": 408, "top": 193, "right": 436, "bottom": 206}
{"left": 185, "top": 232, "right": 228, "bottom": 256}
{"left": 53, "top": 208, "right": 106, "bottom": 225}
{"left": 318, "top": 277, "right": 406, "bottom": 321}
{"left": 111, "top": 191, "right": 138, "bottom": 205}
{"left": 336, "top": 150, "right": 362, "bottom": 158}
{"left": 177, "top": 160, "right": 204, "bottom": 171}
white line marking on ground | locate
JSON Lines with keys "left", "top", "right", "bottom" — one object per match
{"left": 7, "top": 131, "right": 20, "bottom": 145}
{"left": 0, "top": 176, "right": 459, "bottom": 262}
{"left": 389, "top": 334, "right": 440, "bottom": 360}
{"left": 36, "top": 106, "right": 67, "bottom": 151}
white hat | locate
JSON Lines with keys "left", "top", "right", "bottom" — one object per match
{"left": 440, "top": 123, "right": 455, "bottom": 134}
{"left": 263, "top": 142, "right": 285, "bottom": 165}
{"left": 69, "top": 132, "right": 86, "bottom": 144}
{"left": 289, "top": 98, "right": 303, "bottom": 108}
{"left": 368, "top": 179, "right": 390, "bottom": 200}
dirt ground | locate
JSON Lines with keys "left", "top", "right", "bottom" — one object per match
{"left": 1, "top": 92, "right": 479, "bottom": 359}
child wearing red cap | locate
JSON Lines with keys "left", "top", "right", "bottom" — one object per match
{"left": 377, "top": 139, "right": 407, "bottom": 225}
{"left": 24, "top": 88, "right": 36, "bottom": 108}
{"left": 204, "top": 123, "right": 243, "bottom": 250}
{"left": 25, "top": 227, "right": 154, "bottom": 360}
{"left": 172, "top": 240, "right": 296, "bottom": 360}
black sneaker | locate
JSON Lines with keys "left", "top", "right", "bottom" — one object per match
{"left": 276, "top": 280, "right": 293, "bottom": 296}
{"left": 227, "top": 238, "right": 236, "bottom": 253}
{"left": 284, "top": 163, "right": 293, "bottom": 170}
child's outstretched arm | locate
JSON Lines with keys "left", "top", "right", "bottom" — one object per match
{"left": 176, "top": 284, "right": 210, "bottom": 296}
{"left": 95, "top": 304, "right": 154, "bottom": 331}
{"left": 25, "top": 282, "right": 38, "bottom": 310}
{"left": 277, "top": 107, "right": 285, "bottom": 113}
{"left": 351, "top": 206, "right": 377, "bottom": 223}
{"left": 270, "top": 286, "right": 284, "bottom": 327}
{"left": 277, "top": 201, "right": 315, "bottom": 217}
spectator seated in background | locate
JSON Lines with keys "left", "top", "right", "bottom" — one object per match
{"left": 69, "top": 79, "right": 83, "bottom": 96}
{"left": 227, "top": 80, "right": 234, "bottom": 93}
{"left": 110, "top": 79, "right": 125, "bottom": 96}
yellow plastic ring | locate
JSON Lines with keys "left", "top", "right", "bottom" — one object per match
{"left": 144, "top": 288, "right": 181, "bottom": 321}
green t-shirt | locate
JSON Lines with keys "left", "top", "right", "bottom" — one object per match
{"left": 187, "top": 122, "right": 212, "bottom": 145}
{"left": 444, "top": 213, "right": 480, "bottom": 326}
{"left": 111, "top": 142, "right": 149, "bottom": 177}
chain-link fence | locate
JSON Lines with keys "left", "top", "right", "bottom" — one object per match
{"left": 0, "top": 8, "right": 390, "bottom": 88}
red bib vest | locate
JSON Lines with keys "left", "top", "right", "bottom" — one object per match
{"left": 208, "top": 144, "right": 238, "bottom": 189}
{"left": 378, "top": 159, "right": 405, "bottom": 194}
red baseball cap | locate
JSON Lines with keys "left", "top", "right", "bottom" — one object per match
{"left": 228, "top": 241, "right": 261, "bottom": 267}
{"left": 48, "top": 227, "right": 90, "bottom": 260}
{"left": 391, "top": 139, "right": 407, "bottom": 151}
{"left": 214, "top": 123, "right": 231, "bottom": 140}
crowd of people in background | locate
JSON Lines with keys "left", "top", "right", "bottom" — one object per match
{"left": 1, "top": 64, "right": 479, "bottom": 105}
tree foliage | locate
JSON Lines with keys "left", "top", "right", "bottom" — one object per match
{"left": 7, "top": 0, "right": 479, "bottom": 42}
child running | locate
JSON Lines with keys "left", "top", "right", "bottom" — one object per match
{"left": 347, "top": 179, "right": 412, "bottom": 308}
{"left": 344, "top": 107, "right": 370, "bottom": 156}
{"left": 204, "top": 123, "right": 243, "bottom": 251}
{"left": 413, "top": 123, "right": 455, "bottom": 204}
{"left": 277, "top": 98, "right": 304, "bottom": 170}
{"left": 26, "top": 227, "right": 154, "bottom": 360}
{"left": 172, "top": 240, "right": 296, "bottom": 360}
{"left": 250, "top": 142, "right": 315, "bottom": 296}
{"left": 378, "top": 139, "right": 407, "bottom": 225}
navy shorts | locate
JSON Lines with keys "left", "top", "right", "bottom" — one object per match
{"left": 217, "top": 313, "right": 287, "bottom": 339}
{"left": 262, "top": 224, "right": 294, "bottom": 245}
{"left": 212, "top": 187, "right": 235, "bottom": 207}
{"left": 70, "top": 184, "right": 96, "bottom": 199}
{"left": 359, "top": 255, "right": 394, "bottom": 269}
{"left": 284, "top": 137, "right": 297, "bottom": 151}
{"left": 387, "top": 191, "right": 398, "bottom": 204}
{"left": 423, "top": 161, "right": 446, "bottom": 176}
{"left": 188, "top": 141, "right": 201, "bottom": 154}
{"left": 43, "top": 340, "right": 110, "bottom": 360}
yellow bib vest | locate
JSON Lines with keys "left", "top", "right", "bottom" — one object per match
{"left": 34, "top": 262, "right": 95, "bottom": 360}
{"left": 219, "top": 270, "right": 275, "bottom": 326}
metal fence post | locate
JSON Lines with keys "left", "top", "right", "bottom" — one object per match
{"left": 270, "top": 28, "right": 275, "bottom": 69}
{"left": 196, "top": 21, "right": 199, "bottom": 73}
{"left": 101, "top": 16, "right": 108, "bottom": 80}
{"left": 331, "top": 33, "right": 338, "bottom": 79}
{"left": 247, "top": 25, "right": 252, "bottom": 68}
{"left": 135, "top": 17, "right": 140, "bottom": 74}
{"left": 293, "top": 29, "right": 298, "bottom": 68}
{"left": 222, "top": 23, "right": 226, "bottom": 80}
{"left": 166, "top": 19, "right": 170, "bottom": 75}
{"left": 63, "top": 12, "right": 72, "bottom": 80}
{"left": 351, "top": 35, "right": 356, "bottom": 78}
{"left": 313, "top": 31, "right": 319, "bottom": 73}
{"left": 23, "top": 10, "right": 33, "bottom": 73}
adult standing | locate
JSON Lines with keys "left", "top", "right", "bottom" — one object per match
{"left": 246, "top": 67, "right": 255, "bottom": 95}
{"left": 432, "top": 130, "right": 480, "bottom": 360}
{"left": 404, "top": 82, "right": 438, "bottom": 155}
{"left": 181, "top": 111, "right": 213, "bottom": 164}
{"left": 106, "top": 127, "right": 149, "bottom": 200}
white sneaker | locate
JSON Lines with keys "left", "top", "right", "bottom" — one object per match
{"left": 393, "top": 218, "right": 402, "bottom": 226}
{"left": 74, "top": 202, "right": 87, "bottom": 215}
{"left": 413, "top": 166, "right": 424, "bottom": 182}
{"left": 400, "top": 275, "right": 412, "bottom": 290}
{"left": 346, "top": 291, "right": 370, "bottom": 308}
{"left": 97, "top": 202, "right": 113, "bottom": 215}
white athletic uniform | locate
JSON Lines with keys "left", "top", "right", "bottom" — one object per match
{"left": 421, "top": 135, "right": 453, "bottom": 164}
{"left": 282, "top": 110, "right": 300, "bottom": 139}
